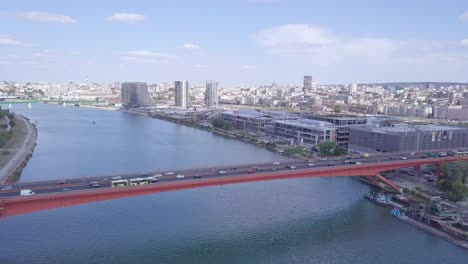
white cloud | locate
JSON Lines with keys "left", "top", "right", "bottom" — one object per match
{"left": 0, "top": 36, "right": 29, "bottom": 46}
{"left": 107, "top": 13, "right": 145, "bottom": 23}
{"left": 242, "top": 65, "right": 257, "bottom": 70}
{"left": 183, "top": 43, "right": 201, "bottom": 51}
{"left": 33, "top": 49, "right": 57, "bottom": 58}
{"left": 121, "top": 50, "right": 173, "bottom": 63}
{"left": 22, "top": 12, "right": 76, "bottom": 23}
{"left": 252, "top": 24, "right": 332, "bottom": 54}
{"left": 461, "top": 39, "right": 468, "bottom": 46}
{"left": 459, "top": 11, "right": 468, "bottom": 21}
{"left": 252, "top": 23, "right": 461, "bottom": 66}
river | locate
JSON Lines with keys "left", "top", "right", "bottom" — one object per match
{"left": 0, "top": 103, "right": 466, "bottom": 263}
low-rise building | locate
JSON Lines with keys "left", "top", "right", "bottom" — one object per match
{"left": 349, "top": 125, "right": 468, "bottom": 152}
{"left": 273, "top": 119, "right": 336, "bottom": 146}
{"left": 221, "top": 109, "right": 272, "bottom": 132}
{"left": 307, "top": 115, "right": 367, "bottom": 148}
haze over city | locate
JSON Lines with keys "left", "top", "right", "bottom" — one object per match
{"left": 1, "top": 0, "right": 468, "bottom": 85}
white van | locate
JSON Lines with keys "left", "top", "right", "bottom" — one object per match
{"left": 20, "top": 189, "right": 35, "bottom": 196}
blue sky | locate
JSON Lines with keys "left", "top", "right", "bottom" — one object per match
{"left": 1, "top": 0, "right": 468, "bottom": 86}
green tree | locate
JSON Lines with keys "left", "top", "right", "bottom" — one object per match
{"left": 332, "top": 105, "right": 342, "bottom": 113}
{"left": 211, "top": 119, "right": 232, "bottom": 130}
{"left": 333, "top": 146, "right": 347, "bottom": 156}
{"left": 211, "top": 119, "right": 225, "bottom": 129}
{"left": 437, "top": 161, "right": 468, "bottom": 202}
{"left": 319, "top": 141, "right": 336, "bottom": 156}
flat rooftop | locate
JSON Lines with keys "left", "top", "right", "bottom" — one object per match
{"left": 274, "top": 119, "right": 335, "bottom": 131}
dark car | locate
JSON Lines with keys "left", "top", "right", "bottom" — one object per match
{"left": 327, "top": 163, "right": 336, "bottom": 166}
{"left": 89, "top": 181, "right": 101, "bottom": 188}
{"left": 56, "top": 180, "right": 66, "bottom": 185}
{"left": 193, "top": 175, "right": 202, "bottom": 179}
{"left": 90, "top": 183, "right": 101, "bottom": 188}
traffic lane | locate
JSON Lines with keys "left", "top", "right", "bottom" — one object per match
{"left": 2, "top": 153, "right": 459, "bottom": 197}
{"left": 0, "top": 159, "right": 361, "bottom": 196}
{"left": 0, "top": 153, "right": 397, "bottom": 190}
{"left": 1, "top": 149, "right": 455, "bottom": 188}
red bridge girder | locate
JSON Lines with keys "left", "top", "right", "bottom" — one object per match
{"left": 1, "top": 156, "right": 467, "bottom": 218}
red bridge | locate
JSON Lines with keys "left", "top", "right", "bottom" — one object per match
{"left": 1, "top": 154, "right": 467, "bottom": 219}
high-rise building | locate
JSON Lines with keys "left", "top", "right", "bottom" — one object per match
{"left": 205, "top": 80, "right": 218, "bottom": 108}
{"left": 462, "top": 92, "right": 468, "bottom": 106}
{"left": 174, "top": 80, "right": 189, "bottom": 108}
{"left": 349, "top": 83, "right": 357, "bottom": 94}
{"left": 303, "top": 76, "right": 313, "bottom": 92}
{"left": 121, "top": 82, "right": 151, "bottom": 107}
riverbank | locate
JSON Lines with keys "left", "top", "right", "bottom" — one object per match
{"left": 0, "top": 114, "right": 37, "bottom": 184}
{"left": 395, "top": 215, "right": 468, "bottom": 249}
{"left": 148, "top": 111, "right": 314, "bottom": 159}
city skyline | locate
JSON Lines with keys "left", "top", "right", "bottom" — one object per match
{"left": 1, "top": 0, "right": 468, "bottom": 85}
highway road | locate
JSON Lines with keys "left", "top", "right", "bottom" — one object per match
{"left": 1, "top": 148, "right": 467, "bottom": 199}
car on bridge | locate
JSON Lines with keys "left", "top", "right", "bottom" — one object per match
{"left": 176, "top": 174, "right": 185, "bottom": 179}
{"left": 273, "top": 161, "right": 280, "bottom": 165}
{"left": 56, "top": 180, "right": 66, "bottom": 185}
{"left": 1, "top": 185, "right": 13, "bottom": 191}
{"left": 219, "top": 170, "right": 227, "bottom": 174}
{"left": 111, "top": 176, "right": 122, "bottom": 180}
{"left": 89, "top": 181, "right": 101, "bottom": 188}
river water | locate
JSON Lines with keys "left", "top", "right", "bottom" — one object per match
{"left": 0, "top": 104, "right": 466, "bottom": 263}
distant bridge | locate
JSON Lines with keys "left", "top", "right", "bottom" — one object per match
{"left": 1, "top": 154, "right": 467, "bottom": 219}
{"left": 0, "top": 99, "right": 98, "bottom": 105}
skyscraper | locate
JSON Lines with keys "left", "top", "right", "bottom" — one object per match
{"left": 205, "top": 80, "right": 218, "bottom": 108}
{"left": 174, "top": 80, "right": 189, "bottom": 108}
{"left": 349, "top": 83, "right": 357, "bottom": 94}
{"left": 121, "top": 82, "right": 151, "bottom": 107}
{"left": 303, "top": 76, "right": 312, "bottom": 92}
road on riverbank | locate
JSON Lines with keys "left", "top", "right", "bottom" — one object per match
{"left": 0, "top": 114, "right": 37, "bottom": 184}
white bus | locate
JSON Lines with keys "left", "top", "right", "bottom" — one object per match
{"left": 111, "top": 179, "right": 129, "bottom": 188}
{"left": 130, "top": 178, "right": 150, "bottom": 186}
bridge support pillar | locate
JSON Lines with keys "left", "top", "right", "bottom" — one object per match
{"left": 375, "top": 173, "right": 401, "bottom": 193}
{"left": 414, "top": 164, "right": 421, "bottom": 174}
{"left": 434, "top": 163, "right": 443, "bottom": 177}
{"left": 365, "top": 176, "right": 383, "bottom": 187}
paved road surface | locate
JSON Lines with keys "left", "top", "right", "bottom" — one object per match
{"left": 0, "top": 114, "right": 36, "bottom": 184}
{"left": 1, "top": 150, "right": 466, "bottom": 198}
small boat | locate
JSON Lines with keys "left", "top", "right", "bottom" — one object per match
{"left": 364, "top": 192, "right": 389, "bottom": 206}
{"left": 62, "top": 102, "right": 67, "bottom": 107}
{"left": 27, "top": 102, "right": 32, "bottom": 109}
{"left": 92, "top": 121, "right": 96, "bottom": 125}
{"left": 391, "top": 208, "right": 407, "bottom": 219}
{"left": 8, "top": 103, "right": 12, "bottom": 109}
{"left": 74, "top": 103, "right": 80, "bottom": 107}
